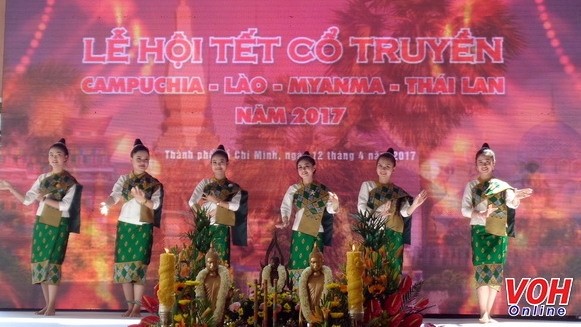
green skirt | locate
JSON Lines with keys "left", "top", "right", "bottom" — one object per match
{"left": 384, "top": 227, "right": 404, "bottom": 278}
{"left": 114, "top": 221, "right": 153, "bottom": 284}
{"left": 288, "top": 230, "right": 324, "bottom": 270}
{"left": 210, "top": 224, "right": 230, "bottom": 265}
{"left": 471, "top": 225, "right": 507, "bottom": 290}
{"left": 31, "top": 216, "right": 70, "bottom": 284}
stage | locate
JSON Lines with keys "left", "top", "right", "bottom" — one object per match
{"left": 0, "top": 311, "right": 580, "bottom": 327}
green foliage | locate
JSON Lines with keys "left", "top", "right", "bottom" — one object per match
{"left": 172, "top": 281, "right": 215, "bottom": 327}
{"left": 351, "top": 210, "right": 389, "bottom": 252}
{"left": 186, "top": 207, "right": 216, "bottom": 254}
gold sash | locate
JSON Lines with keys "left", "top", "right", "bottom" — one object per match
{"left": 139, "top": 204, "right": 154, "bottom": 224}
{"left": 384, "top": 201, "right": 404, "bottom": 233}
{"left": 39, "top": 205, "right": 62, "bottom": 227}
{"left": 368, "top": 184, "right": 409, "bottom": 234}
{"left": 215, "top": 205, "right": 235, "bottom": 226}
{"left": 122, "top": 172, "right": 162, "bottom": 218}
{"left": 485, "top": 207, "right": 508, "bottom": 236}
{"left": 475, "top": 178, "right": 513, "bottom": 237}
{"left": 297, "top": 209, "right": 323, "bottom": 237}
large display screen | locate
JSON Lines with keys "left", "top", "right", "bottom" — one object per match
{"left": 1, "top": 0, "right": 580, "bottom": 316}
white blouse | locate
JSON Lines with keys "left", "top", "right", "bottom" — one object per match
{"left": 188, "top": 178, "right": 241, "bottom": 225}
{"left": 24, "top": 173, "right": 77, "bottom": 218}
{"left": 280, "top": 183, "right": 338, "bottom": 233}
{"left": 357, "top": 181, "right": 411, "bottom": 218}
{"left": 108, "top": 174, "right": 162, "bottom": 225}
{"left": 461, "top": 179, "right": 519, "bottom": 226}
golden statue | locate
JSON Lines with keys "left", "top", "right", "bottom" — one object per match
{"left": 298, "top": 245, "right": 333, "bottom": 324}
{"left": 195, "top": 244, "right": 231, "bottom": 324}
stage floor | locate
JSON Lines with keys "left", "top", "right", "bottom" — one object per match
{"left": 0, "top": 311, "right": 580, "bottom": 327}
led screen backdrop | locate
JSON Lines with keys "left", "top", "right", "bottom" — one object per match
{"left": 1, "top": 0, "right": 580, "bottom": 316}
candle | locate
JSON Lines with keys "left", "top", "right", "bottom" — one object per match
{"left": 346, "top": 244, "right": 364, "bottom": 315}
{"left": 157, "top": 249, "right": 176, "bottom": 309}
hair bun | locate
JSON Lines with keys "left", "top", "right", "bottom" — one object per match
{"left": 387, "top": 148, "right": 394, "bottom": 155}
{"left": 134, "top": 139, "right": 144, "bottom": 147}
{"left": 211, "top": 144, "right": 229, "bottom": 161}
{"left": 481, "top": 143, "right": 490, "bottom": 149}
{"left": 57, "top": 138, "right": 66, "bottom": 144}
{"left": 303, "top": 151, "right": 311, "bottom": 156}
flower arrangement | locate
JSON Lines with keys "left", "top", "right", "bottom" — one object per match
{"left": 350, "top": 211, "right": 433, "bottom": 327}
{"left": 173, "top": 280, "right": 214, "bottom": 327}
{"left": 130, "top": 208, "right": 434, "bottom": 327}
{"left": 320, "top": 282, "right": 350, "bottom": 327}
{"left": 131, "top": 208, "right": 218, "bottom": 327}
{"left": 223, "top": 281, "right": 300, "bottom": 327}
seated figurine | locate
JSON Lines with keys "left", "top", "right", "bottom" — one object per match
{"left": 298, "top": 245, "right": 333, "bottom": 324}
{"left": 195, "top": 244, "right": 231, "bottom": 324}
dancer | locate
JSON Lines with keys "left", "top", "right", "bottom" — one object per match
{"left": 357, "top": 148, "right": 427, "bottom": 277}
{"left": 0, "top": 138, "right": 82, "bottom": 316}
{"left": 188, "top": 144, "right": 247, "bottom": 264}
{"left": 100, "top": 139, "right": 164, "bottom": 317}
{"left": 276, "top": 151, "right": 339, "bottom": 272}
{"left": 461, "top": 143, "right": 532, "bottom": 323}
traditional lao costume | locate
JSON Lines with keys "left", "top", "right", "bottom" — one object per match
{"left": 109, "top": 172, "right": 163, "bottom": 285}
{"left": 188, "top": 178, "right": 248, "bottom": 264}
{"left": 280, "top": 182, "right": 335, "bottom": 272}
{"left": 24, "top": 171, "right": 82, "bottom": 284}
{"left": 357, "top": 181, "right": 413, "bottom": 277}
{"left": 462, "top": 178, "right": 518, "bottom": 290}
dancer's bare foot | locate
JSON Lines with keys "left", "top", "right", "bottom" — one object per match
{"left": 122, "top": 301, "right": 133, "bottom": 317}
{"left": 488, "top": 318, "right": 498, "bottom": 323}
{"left": 129, "top": 310, "right": 142, "bottom": 318}
{"left": 35, "top": 307, "right": 47, "bottom": 315}
{"left": 129, "top": 301, "right": 142, "bottom": 317}
{"left": 43, "top": 307, "right": 55, "bottom": 316}
{"left": 479, "top": 313, "right": 490, "bottom": 323}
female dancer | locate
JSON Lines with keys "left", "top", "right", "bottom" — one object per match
{"left": 100, "top": 139, "right": 164, "bottom": 317}
{"left": 0, "top": 138, "right": 82, "bottom": 316}
{"left": 357, "top": 148, "right": 427, "bottom": 277}
{"left": 276, "top": 151, "right": 339, "bottom": 271}
{"left": 461, "top": 143, "right": 532, "bottom": 323}
{"left": 188, "top": 144, "right": 247, "bottom": 264}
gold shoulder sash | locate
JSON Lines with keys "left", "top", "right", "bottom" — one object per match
{"left": 368, "top": 183, "right": 410, "bottom": 233}
{"left": 294, "top": 182, "right": 329, "bottom": 237}
{"left": 38, "top": 171, "right": 78, "bottom": 227}
{"left": 473, "top": 178, "right": 514, "bottom": 236}
{"left": 203, "top": 178, "right": 240, "bottom": 226}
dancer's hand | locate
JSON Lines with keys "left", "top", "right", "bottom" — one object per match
{"left": 328, "top": 192, "right": 339, "bottom": 211}
{"left": 379, "top": 201, "right": 392, "bottom": 217}
{"left": 100, "top": 202, "right": 109, "bottom": 216}
{"left": 412, "top": 190, "right": 428, "bottom": 208}
{"left": 131, "top": 187, "right": 146, "bottom": 204}
{"left": 516, "top": 188, "right": 533, "bottom": 200}
{"left": 478, "top": 204, "right": 498, "bottom": 220}
{"left": 0, "top": 180, "right": 11, "bottom": 191}
{"left": 204, "top": 193, "right": 220, "bottom": 205}
{"left": 275, "top": 216, "right": 289, "bottom": 229}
